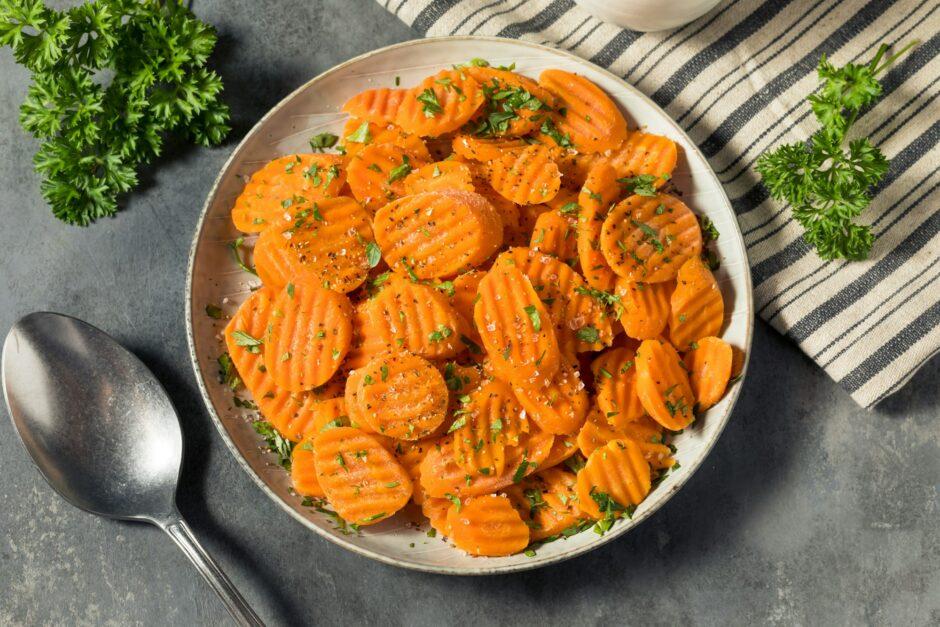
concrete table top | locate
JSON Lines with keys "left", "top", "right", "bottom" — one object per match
{"left": 0, "top": 1, "right": 937, "bottom": 624}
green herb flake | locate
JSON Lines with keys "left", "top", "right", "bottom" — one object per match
{"left": 345, "top": 122, "right": 372, "bottom": 144}
{"left": 523, "top": 304, "right": 542, "bottom": 331}
{"left": 309, "top": 132, "right": 339, "bottom": 152}
{"left": 205, "top": 304, "right": 224, "bottom": 319}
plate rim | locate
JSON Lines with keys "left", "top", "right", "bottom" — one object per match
{"left": 185, "top": 34, "right": 754, "bottom": 575}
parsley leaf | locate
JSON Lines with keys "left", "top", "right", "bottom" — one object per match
{"left": 618, "top": 174, "right": 658, "bottom": 196}
{"left": 345, "top": 121, "right": 372, "bottom": 144}
{"left": 387, "top": 155, "right": 412, "bottom": 183}
{"left": 755, "top": 41, "right": 917, "bottom": 260}
{"left": 539, "top": 117, "right": 572, "bottom": 148}
{"left": 309, "top": 132, "right": 338, "bottom": 152}
{"left": 576, "top": 325, "right": 600, "bottom": 343}
{"left": 416, "top": 88, "right": 442, "bottom": 117}
{"left": 252, "top": 420, "right": 295, "bottom": 471}
{"left": 365, "top": 241, "right": 382, "bottom": 268}
{"left": 523, "top": 304, "right": 542, "bottom": 331}
{"left": 3, "top": 0, "right": 231, "bottom": 224}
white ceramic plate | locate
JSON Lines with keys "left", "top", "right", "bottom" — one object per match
{"left": 186, "top": 36, "right": 753, "bottom": 575}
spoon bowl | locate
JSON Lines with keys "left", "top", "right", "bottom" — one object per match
{"left": 2, "top": 312, "right": 261, "bottom": 626}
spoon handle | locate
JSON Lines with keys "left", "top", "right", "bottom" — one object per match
{"left": 160, "top": 516, "right": 264, "bottom": 627}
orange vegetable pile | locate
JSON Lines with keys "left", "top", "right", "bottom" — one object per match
{"left": 218, "top": 61, "right": 742, "bottom": 558}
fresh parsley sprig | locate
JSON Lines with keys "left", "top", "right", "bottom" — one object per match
{"left": 1, "top": 0, "right": 230, "bottom": 225}
{"left": 755, "top": 41, "right": 917, "bottom": 260}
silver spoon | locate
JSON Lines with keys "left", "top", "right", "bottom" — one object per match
{"left": 2, "top": 312, "right": 263, "bottom": 627}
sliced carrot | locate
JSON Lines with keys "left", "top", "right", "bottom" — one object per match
{"left": 496, "top": 247, "right": 614, "bottom": 357}
{"left": 343, "top": 69, "right": 485, "bottom": 137}
{"left": 340, "top": 118, "right": 431, "bottom": 161}
{"left": 538, "top": 69, "right": 627, "bottom": 153}
{"left": 616, "top": 278, "right": 675, "bottom": 340}
{"left": 451, "top": 378, "right": 528, "bottom": 477}
{"left": 342, "top": 299, "right": 392, "bottom": 371}
{"left": 226, "top": 288, "right": 320, "bottom": 441}
{"left": 540, "top": 433, "right": 580, "bottom": 471}
{"left": 356, "top": 351, "right": 448, "bottom": 440}
{"left": 577, "top": 161, "right": 621, "bottom": 291}
{"left": 403, "top": 161, "right": 475, "bottom": 194}
{"left": 486, "top": 144, "right": 561, "bottom": 205}
{"left": 253, "top": 196, "right": 375, "bottom": 293}
{"left": 609, "top": 130, "right": 677, "bottom": 184}
{"left": 393, "top": 437, "right": 440, "bottom": 505}
{"left": 576, "top": 409, "right": 673, "bottom": 469}
{"left": 313, "top": 426, "right": 412, "bottom": 525}
{"left": 731, "top": 345, "right": 746, "bottom": 379}
{"left": 373, "top": 190, "right": 503, "bottom": 279}
{"left": 291, "top": 440, "right": 324, "bottom": 497}
{"left": 683, "top": 336, "right": 732, "bottom": 411}
{"left": 422, "top": 497, "right": 453, "bottom": 536}
{"left": 530, "top": 209, "right": 578, "bottom": 262}
{"left": 590, "top": 346, "right": 645, "bottom": 429}
{"left": 507, "top": 467, "right": 583, "bottom": 541}
{"left": 452, "top": 134, "right": 528, "bottom": 162}
{"left": 263, "top": 281, "right": 352, "bottom": 392}
{"left": 512, "top": 359, "right": 589, "bottom": 435}
{"left": 669, "top": 255, "right": 724, "bottom": 351}
{"left": 231, "top": 154, "right": 346, "bottom": 233}
{"left": 471, "top": 178, "right": 526, "bottom": 245}
{"left": 419, "top": 430, "right": 554, "bottom": 498}
{"left": 372, "top": 272, "right": 470, "bottom": 359}
{"left": 600, "top": 193, "right": 703, "bottom": 283}
{"left": 465, "top": 65, "right": 556, "bottom": 137}
{"left": 446, "top": 494, "right": 530, "bottom": 556}
{"left": 474, "top": 262, "right": 561, "bottom": 384}
{"left": 576, "top": 439, "right": 651, "bottom": 519}
{"left": 346, "top": 142, "right": 428, "bottom": 213}
{"left": 634, "top": 339, "right": 695, "bottom": 431}
{"left": 450, "top": 270, "right": 485, "bottom": 324}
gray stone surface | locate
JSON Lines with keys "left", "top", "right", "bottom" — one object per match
{"left": 0, "top": 1, "right": 937, "bottom": 625}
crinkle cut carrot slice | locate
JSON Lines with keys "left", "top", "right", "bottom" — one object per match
{"left": 538, "top": 69, "right": 627, "bottom": 153}
{"left": 474, "top": 262, "right": 561, "bottom": 384}
{"left": 422, "top": 497, "right": 453, "bottom": 536}
{"left": 343, "top": 69, "right": 485, "bottom": 137}
{"left": 263, "top": 281, "right": 352, "bottom": 392}
{"left": 576, "top": 439, "right": 651, "bottom": 519}
{"left": 452, "top": 134, "right": 528, "bottom": 162}
{"left": 374, "top": 190, "right": 503, "bottom": 279}
{"left": 486, "top": 144, "right": 561, "bottom": 205}
{"left": 609, "top": 130, "right": 677, "bottom": 185}
{"left": 313, "top": 426, "right": 412, "bottom": 525}
{"left": 291, "top": 440, "right": 324, "bottom": 497}
{"left": 403, "top": 161, "right": 475, "bottom": 195}
{"left": 393, "top": 437, "right": 441, "bottom": 505}
{"left": 683, "top": 336, "right": 733, "bottom": 411}
{"left": 450, "top": 270, "right": 485, "bottom": 325}
{"left": 253, "top": 196, "right": 375, "bottom": 293}
{"left": 471, "top": 178, "right": 527, "bottom": 246}
{"left": 507, "top": 467, "right": 583, "bottom": 541}
{"left": 465, "top": 65, "right": 556, "bottom": 137}
{"left": 669, "top": 255, "right": 724, "bottom": 351}
{"left": 451, "top": 378, "right": 528, "bottom": 477}
{"left": 634, "top": 339, "right": 695, "bottom": 431}
{"left": 346, "top": 142, "right": 428, "bottom": 213}
{"left": 600, "top": 193, "right": 703, "bottom": 284}
{"left": 512, "top": 359, "right": 589, "bottom": 435}
{"left": 372, "top": 273, "right": 469, "bottom": 360}
{"left": 356, "top": 351, "right": 448, "bottom": 440}
{"left": 576, "top": 409, "right": 673, "bottom": 469}
{"left": 495, "top": 247, "right": 613, "bottom": 357}
{"left": 340, "top": 118, "right": 431, "bottom": 161}
{"left": 530, "top": 209, "right": 578, "bottom": 262}
{"left": 540, "top": 433, "right": 580, "bottom": 471}
{"left": 616, "top": 278, "right": 675, "bottom": 340}
{"left": 577, "top": 161, "right": 621, "bottom": 291}
{"left": 225, "top": 288, "right": 320, "bottom": 441}
{"left": 446, "top": 494, "right": 530, "bottom": 556}
{"left": 591, "top": 346, "right": 645, "bottom": 429}
{"left": 231, "top": 154, "right": 346, "bottom": 233}
{"left": 419, "top": 430, "right": 554, "bottom": 498}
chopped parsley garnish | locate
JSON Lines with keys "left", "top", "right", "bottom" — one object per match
{"left": 232, "top": 330, "right": 263, "bottom": 352}
{"left": 559, "top": 202, "right": 580, "bottom": 215}
{"left": 217, "top": 352, "right": 241, "bottom": 390}
{"left": 205, "top": 304, "right": 224, "bottom": 319}
{"left": 523, "top": 305, "right": 542, "bottom": 331}
{"left": 460, "top": 334, "right": 483, "bottom": 355}
{"left": 540, "top": 118, "right": 572, "bottom": 148}
{"left": 365, "top": 241, "right": 382, "bottom": 268}
{"left": 228, "top": 237, "right": 257, "bottom": 276}
{"left": 309, "top": 132, "right": 339, "bottom": 152}
{"left": 699, "top": 215, "right": 720, "bottom": 242}
{"left": 513, "top": 456, "right": 533, "bottom": 483}
{"left": 416, "top": 88, "right": 443, "bottom": 117}
{"left": 575, "top": 325, "right": 600, "bottom": 343}
{"left": 444, "top": 492, "right": 462, "bottom": 511}
{"left": 618, "top": 174, "right": 658, "bottom": 196}
{"left": 428, "top": 324, "right": 453, "bottom": 343}
{"left": 252, "top": 420, "right": 295, "bottom": 471}
{"left": 447, "top": 416, "right": 467, "bottom": 433}
{"left": 345, "top": 122, "right": 372, "bottom": 144}
{"left": 387, "top": 154, "right": 413, "bottom": 183}
{"left": 590, "top": 488, "right": 633, "bottom": 535}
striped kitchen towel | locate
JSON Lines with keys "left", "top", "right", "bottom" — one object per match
{"left": 375, "top": 0, "right": 939, "bottom": 408}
